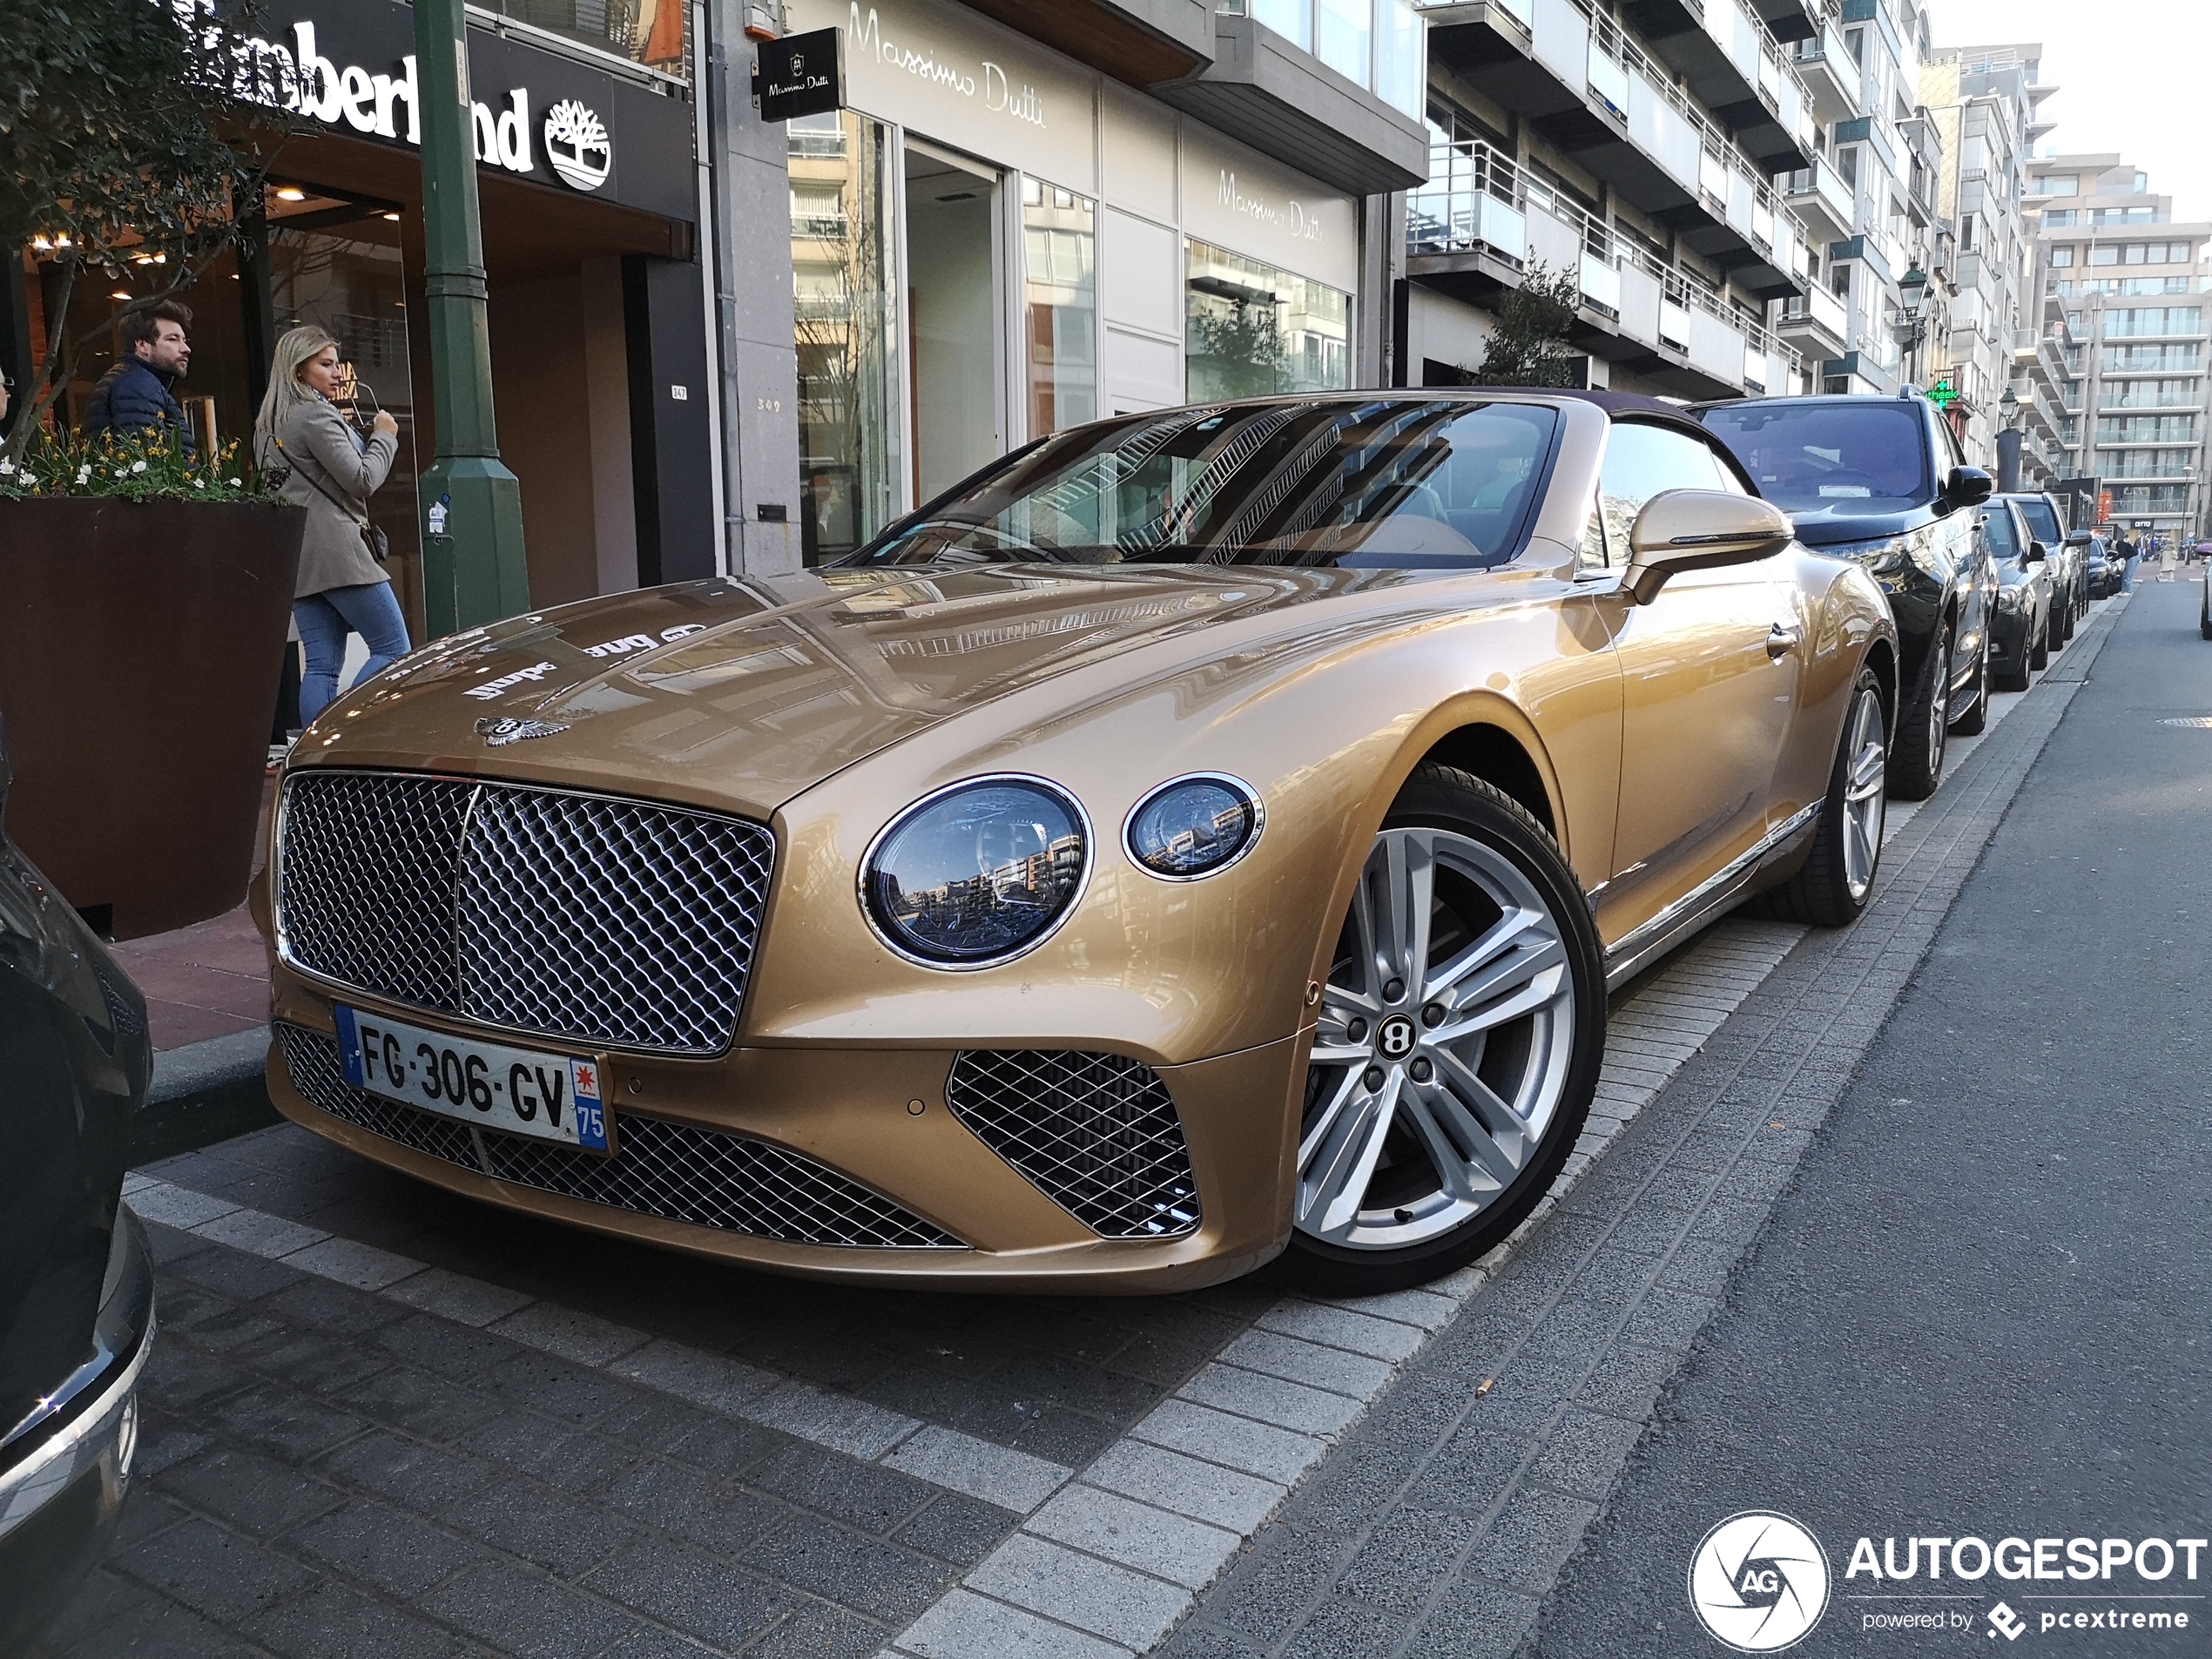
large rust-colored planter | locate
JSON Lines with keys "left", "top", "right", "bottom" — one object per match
{"left": 0, "top": 497, "right": 304, "bottom": 939}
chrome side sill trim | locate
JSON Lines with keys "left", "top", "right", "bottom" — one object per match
{"left": 1601, "top": 802, "right": 1821, "bottom": 991}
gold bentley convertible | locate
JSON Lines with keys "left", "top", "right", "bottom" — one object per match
{"left": 260, "top": 392, "right": 1896, "bottom": 1294}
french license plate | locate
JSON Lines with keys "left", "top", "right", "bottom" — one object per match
{"left": 334, "top": 1007, "right": 610, "bottom": 1152}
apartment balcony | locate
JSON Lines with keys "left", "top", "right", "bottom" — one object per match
{"left": 1784, "top": 19, "right": 1858, "bottom": 125}
{"left": 1420, "top": 0, "right": 1808, "bottom": 293}
{"left": 1781, "top": 156, "right": 1853, "bottom": 242}
{"left": 1153, "top": 12, "right": 1427, "bottom": 193}
{"left": 1618, "top": 0, "right": 1816, "bottom": 173}
{"left": 1406, "top": 142, "right": 1802, "bottom": 399}
{"left": 954, "top": 0, "right": 1213, "bottom": 81}
{"left": 1743, "top": 0, "right": 1829, "bottom": 44}
{"left": 1775, "top": 281, "right": 1848, "bottom": 359}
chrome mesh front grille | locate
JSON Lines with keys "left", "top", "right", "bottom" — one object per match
{"left": 946, "top": 1050, "right": 1201, "bottom": 1239}
{"left": 277, "top": 1025, "right": 963, "bottom": 1250}
{"left": 277, "top": 771, "right": 774, "bottom": 1054}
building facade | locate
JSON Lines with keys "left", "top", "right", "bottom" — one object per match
{"left": 7, "top": 0, "right": 718, "bottom": 631}
{"left": 1919, "top": 41, "right": 2047, "bottom": 465}
{"left": 1404, "top": 0, "right": 1820, "bottom": 401}
{"left": 2027, "top": 152, "right": 2211, "bottom": 539}
{"left": 703, "top": 0, "right": 1431, "bottom": 572}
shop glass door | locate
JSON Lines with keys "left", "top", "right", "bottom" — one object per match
{"left": 902, "top": 143, "right": 1002, "bottom": 503}
{"left": 791, "top": 111, "right": 903, "bottom": 565}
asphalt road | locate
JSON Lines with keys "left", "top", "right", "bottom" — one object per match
{"left": 1526, "top": 576, "right": 2212, "bottom": 1657}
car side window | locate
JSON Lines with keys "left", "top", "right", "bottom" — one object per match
{"left": 1591, "top": 421, "right": 1735, "bottom": 569}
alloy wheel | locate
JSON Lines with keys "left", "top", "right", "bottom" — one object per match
{"left": 1842, "top": 689, "right": 1887, "bottom": 901}
{"left": 1296, "top": 828, "right": 1575, "bottom": 1251}
{"left": 1925, "top": 637, "right": 1950, "bottom": 773}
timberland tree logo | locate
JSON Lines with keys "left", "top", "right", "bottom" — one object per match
{"left": 543, "top": 100, "right": 611, "bottom": 192}
{"left": 1689, "top": 1513, "right": 1831, "bottom": 1651}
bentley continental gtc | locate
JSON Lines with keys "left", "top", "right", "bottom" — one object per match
{"left": 260, "top": 392, "right": 1896, "bottom": 1294}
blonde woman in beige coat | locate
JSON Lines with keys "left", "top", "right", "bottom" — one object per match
{"left": 254, "top": 326, "right": 406, "bottom": 722}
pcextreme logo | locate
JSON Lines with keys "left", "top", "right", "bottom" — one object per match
{"left": 1689, "top": 1512, "right": 1833, "bottom": 1651}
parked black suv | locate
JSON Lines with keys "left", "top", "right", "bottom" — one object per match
{"left": 1696, "top": 394, "right": 1995, "bottom": 799}
{"left": 0, "top": 718, "right": 156, "bottom": 1649}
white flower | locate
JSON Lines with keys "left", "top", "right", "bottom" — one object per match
{"left": 229, "top": 476, "right": 242, "bottom": 487}
{"left": 21, "top": 475, "right": 37, "bottom": 488}
{"left": 131, "top": 459, "right": 148, "bottom": 474}
{"left": 0, "top": 459, "right": 14, "bottom": 475}
{"left": 193, "top": 478, "right": 206, "bottom": 489}
{"left": 75, "top": 466, "right": 91, "bottom": 483}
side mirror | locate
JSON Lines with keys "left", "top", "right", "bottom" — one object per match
{"left": 2023, "top": 541, "right": 2047, "bottom": 565}
{"left": 1944, "top": 467, "right": 1994, "bottom": 509}
{"left": 2066, "top": 529, "right": 2094, "bottom": 547}
{"left": 1624, "top": 489, "right": 1794, "bottom": 604}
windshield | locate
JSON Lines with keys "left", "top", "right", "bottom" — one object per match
{"left": 1699, "top": 401, "right": 1932, "bottom": 513}
{"left": 847, "top": 399, "right": 1560, "bottom": 570}
{"left": 2013, "top": 496, "right": 2063, "bottom": 542}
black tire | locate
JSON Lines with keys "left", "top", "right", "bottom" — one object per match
{"left": 1275, "top": 768, "right": 1604, "bottom": 1296}
{"left": 2027, "top": 610, "right": 2049, "bottom": 674}
{"left": 2200, "top": 584, "right": 2211, "bottom": 640}
{"left": 1998, "top": 622, "right": 2033, "bottom": 691}
{"left": 1887, "top": 622, "right": 1951, "bottom": 801}
{"left": 1754, "top": 666, "right": 1887, "bottom": 927}
{"left": 2059, "top": 597, "right": 2076, "bottom": 644}
{"left": 1949, "top": 628, "right": 1989, "bottom": 736}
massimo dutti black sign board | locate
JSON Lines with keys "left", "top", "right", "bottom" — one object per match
{"left": 754, "top": 28, "right": 845, "bottom": 123}
{"left": 239, "top": 1, "right": 698, "bottom": 224}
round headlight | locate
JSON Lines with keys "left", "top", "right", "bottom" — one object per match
{"left": 863, "top": 778, "right": 1088, "bottom": 967}
{"left": 1125, "top": 774, "right": 1263, "bottom": 880}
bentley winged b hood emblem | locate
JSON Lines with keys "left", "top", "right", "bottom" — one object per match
{"left": 475, "top": 716, "right": 570, "bottom": 747}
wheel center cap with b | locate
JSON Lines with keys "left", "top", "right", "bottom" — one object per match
{"left": 1377, "top": 1015, "right": 1417, "bottom": 1059}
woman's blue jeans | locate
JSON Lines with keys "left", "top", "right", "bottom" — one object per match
{"left": 294, "top": 582, "right": 412, "bottom": 724}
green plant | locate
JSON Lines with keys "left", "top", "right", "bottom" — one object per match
{"left": 1476, "top": 262, "right": 1586, "bottom": 388}
{"left": 0, "top": 427, "right": 274, "bottom": 503}
{"left": 1, "top": 0, "right": 292, "bottom": 458}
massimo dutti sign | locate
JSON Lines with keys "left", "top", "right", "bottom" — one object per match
{"left": 237, "top": 1, "right": 695, "bottom": 223}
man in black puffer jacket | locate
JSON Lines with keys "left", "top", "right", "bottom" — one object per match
{"left": 81, "top": 300, "right": 194, "bottom": 450}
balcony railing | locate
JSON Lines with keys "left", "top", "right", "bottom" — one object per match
{"left": 1408, "top": 136, "right": 1803, "bottom": 384}
{"left": 1781, "top": 157, "right": 1855, "bottom": 233}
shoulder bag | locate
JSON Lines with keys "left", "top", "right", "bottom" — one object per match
{"left": 271, "top": 434, "right": 390, "bottom": 563}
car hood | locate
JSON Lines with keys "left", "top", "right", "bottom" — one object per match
{"left": 287, "top": 564, "right": 1455, "bottom": 819}
{"left": 1783, "top": 503, "right": 1936, "bottom": 549}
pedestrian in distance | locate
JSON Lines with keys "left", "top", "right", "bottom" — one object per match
{"left": 254, "top": 324, "right": 408, "bottom": 726}
{"left": 81, "top": 300, "right": 195, "bottom": 450}
{"left": 2159, "top": 536, "right": 2178, "bottom": 583}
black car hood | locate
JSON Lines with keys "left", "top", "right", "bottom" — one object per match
{"left": 1786, "top": 502, "right": 1938, "bottom": 549}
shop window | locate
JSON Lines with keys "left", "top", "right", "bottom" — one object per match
{"left": 1022, "top": 180, "right": 1097, "bottom": 439}
{"left": 790, "top": 111, "right": 902, "bottom": 565}
{"left": 1184, "top": 241, "right": 1350, "bottom": 401}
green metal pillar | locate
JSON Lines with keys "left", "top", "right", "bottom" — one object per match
{"left": 413, "top": 0, "right": 529, "bottom": 634}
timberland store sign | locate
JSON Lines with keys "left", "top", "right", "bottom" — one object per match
{"left": 785, "top": 0, "right": 1357, "bottom": 292}
{"left": 233, "top": 1, "right": 696, "bottom": 223}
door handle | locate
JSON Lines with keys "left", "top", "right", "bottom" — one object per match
{"left": 1767, "top": 624, "right": 1802, "bottom": 658}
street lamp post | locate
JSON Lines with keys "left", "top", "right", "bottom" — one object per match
{"left": 1896, "top": 263, "right": 1931, "bottom": 388}
{"left": 413, "top": 0, "right": 530, "bottom": 636}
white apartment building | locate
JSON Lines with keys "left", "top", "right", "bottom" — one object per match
{"left": 1919, "top": 42, "right": 2047, "bottom": 466}
{"left": 1403, "top": 0, "right": 1824, "bottom": 399}
{"left": 2027, "top": 152, "right": 2211, "bottom": 539}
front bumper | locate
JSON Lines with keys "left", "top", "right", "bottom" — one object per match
{"left": 266, "top": 992, "right": 1307, "bottom": 1293}
{"left": 0, "top": 1209, "right": 155, "bottom": 1650}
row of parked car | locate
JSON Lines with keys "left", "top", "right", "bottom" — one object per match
{"left": 1, "top": 383, "right": 2110, "bottom": 1645}
{"left": 1692, "top": 390, "right": 2105, "bottom": 799}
